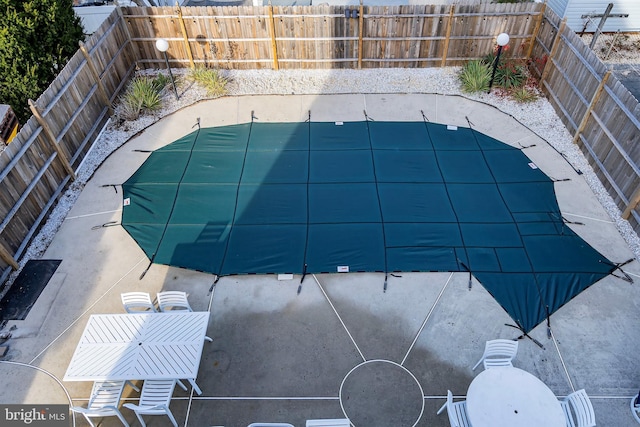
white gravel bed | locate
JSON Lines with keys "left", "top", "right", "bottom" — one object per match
{"left": 6, "top": 67, "right": 639, "bottom": 289}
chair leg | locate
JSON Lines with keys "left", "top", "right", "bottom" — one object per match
{"left": 82, "top": 414, "right": 98, "bottom": 427}
{"left": 115, "top": 410, "right": 131, "bottom": 427}
{"left": 437, "top": 401, "right": 447, "bottom": 415}
{"left": 165, "top": 407, "right": 179, "bottom": 427}
{"left": 135, "top": 412, "right": 147, "bottom": 427}
{"left": 472, "top": 358, "right": 482, "bottom": 370}
{"left": 125, "top": 380, "right": 141, "bottom": 392}
{"left": 176, "top": 379, "right": 188, "bottom": 391}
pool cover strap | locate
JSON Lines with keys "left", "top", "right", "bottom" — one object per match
{"left": 122, "top": 120, "right": 614, "bottom": 333}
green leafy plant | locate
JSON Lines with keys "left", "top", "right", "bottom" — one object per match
{"left": 495, "top": 62, "right": 527, "bottom": 89}
{"left": 511, "top": 86, "right": 538, "bottom": 103}
{"left": 188, "top": 67, "right": 229, "bottom": 97}
{"left": 459, "top": 60, "right": 491, "bottom": 93}
{"left": 151, "top": 73, "right": 171, "bottom": 93}
{"left": 119, "top": 77, "right": 162, "bottom": 120}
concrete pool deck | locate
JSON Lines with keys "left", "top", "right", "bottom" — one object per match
{"left": 1, "top": 93, "right": 639, "bottom": 427}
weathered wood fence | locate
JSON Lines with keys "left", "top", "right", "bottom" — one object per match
{"left": 0, "top": 3, "right": 639, "bottom": 285}
{"left": 529, "top": 7, "right": 640, "bottom": 233}
{"left": 123, "top": 3, "right": 541, "bottom": 69}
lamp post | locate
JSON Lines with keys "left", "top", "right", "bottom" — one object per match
{"left": 155, "top": 38, "right": 179, "bottom": 100}
{"left": 487, "top": 32, "right": 510, "bottom": 94}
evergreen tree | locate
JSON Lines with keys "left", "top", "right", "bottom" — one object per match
{"left": 0, "top": 0, "right": 84, "bottom": 123}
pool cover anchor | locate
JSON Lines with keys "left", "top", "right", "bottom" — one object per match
{"left": 601, "top": 258, "right": 634, "bottom": 283}
{"left": 458, "top": 259, "right": 473, "bottom": 290}
{"left": 91, "top": 221, "right": 119, "bottom": 230}
{"left": 505, "top": 323, "right": 545, "bottom": 349}
{"left": 364, "top": 110, "right": 375, "bottom": 122}
{"left": 297, "top": 263, "right": 308, "bottom": 294}
{"left": 207, "top": 278, "right": 217, "bottom": 295}
{"left": 421, "top": 110, "right": 429, "bottom": 122}
{"left": 100, "top": 184, "right": 120, "bottom": 193}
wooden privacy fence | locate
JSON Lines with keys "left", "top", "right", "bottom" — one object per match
{"left": 1, "top": 2, "right": 640, "bottom": 286}
{"left": 530, "top": 8, "right": 640, "bottom": 233}
{"left": 123, "top": 3, "right": 542, "bottom": 69}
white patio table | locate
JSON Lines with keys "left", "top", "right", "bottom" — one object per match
{"left": 63, "top": 312, "right": 210, "bottom": 395}
{"left": 466, "top": 366, "right": 565, "bottom": 427}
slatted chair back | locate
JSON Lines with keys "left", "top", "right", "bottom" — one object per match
{"left": 472, "top": 339, "right": 519, "bottom": 370}
{"left": 566, "top": 389, "right": 596, "bottom": 427}
{"left": 157, "top": 291, "right": 192, "bottom": 312}
{"left": 71, "top": 380, "right": 130, "bottom": 427}
{"left": 121, "top": 292, "right": 156, "bottom": 313}
{"left": 123, "top": 379, "right": 179, "bottom": 427}
{"left": 436, "top": 390, "right": 472, "bottom": 427}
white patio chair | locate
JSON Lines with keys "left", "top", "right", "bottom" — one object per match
{"left": 121, "top": 292, "right": 156, "bottom": 313}
{"left": 157, "top": 291, "right": 192, "bottom": 312}
{"left": 123, "top": 379, "right": 179, "bottom": 427}
{"left": 71, "top": 380, "right": 139, "bottom": 427}
{"left": 306, "top": 419, "right": 350, "bottom": 427}
{"left": 436, "top": 390, "right": 472, "bottom": 427}
{"left": 472, "top": 339, "right": 519, "bottom": 370}
{"left": 560, "top": 389, "right": 596, "bottom": 427}
{"left": 157, "top": 291, "right": 213, "bottom": 342}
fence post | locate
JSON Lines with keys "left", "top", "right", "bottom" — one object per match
{"left": 441, "top": 5, "right": 455, "bottom": 67}
{"left": 572, "top": 70, "right": 611, "bottom": 147}
{"left": 357, "top": 0, "right": 364, "bottom": 69}
{"left": 117, "top": 8, "right": 138, "bottom": 65}
{"left": 176, "top": 3, "right": 195, "bottom": 68}
{"left": 622, "top": 187, "right": 640, "bottom": 220}
{"left": 28, "top": 100, "right": 76, "bottom": 181}
{"left": 268, "top": 2, "right": 279, "bottom": 70}
{"left": 0, "top": 242, "right": 19, "bottom": 271}
{"left": 540, "top": 18, "right": 566, "bottom": 84}
{"left": 79, "top": 42, "right": 114, "bottom": 115}
{"left": 526, "top": 2, "right": 546, "bottom": 59}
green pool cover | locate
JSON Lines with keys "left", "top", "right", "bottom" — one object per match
{"left": 122, "top": 120, "right": 614, "bottom": 333}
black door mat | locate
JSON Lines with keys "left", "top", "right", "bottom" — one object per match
{"left": 0, "top": 260, "right": 62, "bottom": 321}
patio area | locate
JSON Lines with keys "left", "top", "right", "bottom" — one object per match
{"left": 1, "top": 93, "right": 639, "bottom": 426}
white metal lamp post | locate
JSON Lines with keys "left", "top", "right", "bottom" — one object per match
{"left": 155, "top": 38, "right": 179, "bottom": 100}
{"left": 487, "top": 32, "right": 510, "bottom": 93}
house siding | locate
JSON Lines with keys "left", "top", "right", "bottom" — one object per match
{"left": 552, "top": 0, "right": 640, "bottom": 32}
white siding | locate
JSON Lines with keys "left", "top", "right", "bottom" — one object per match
{"left": 547, "top": 0, "right": 568, "bottom": 18}
{"left": 564, "top": 0, "right": 640, "bottom": 32}
{"left": 74, "top": 5, "right": 116, "bottom": 35}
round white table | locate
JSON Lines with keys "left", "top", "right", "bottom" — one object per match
{"left": 466, "top": 367, "right": 565, "bottom": 427}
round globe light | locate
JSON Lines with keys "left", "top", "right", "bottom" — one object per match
{"left": 155, "top": 38, "right": 169, "bottom": 52}
{"left": 496, "top": 33, "right": 510, "bottom": 47}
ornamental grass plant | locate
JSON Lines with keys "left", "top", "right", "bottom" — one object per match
{"left": 459, "top": 60, "right": 491, "bottom": 93}
{"left": 188, "top": 66, "right": 229, "bottom": 97}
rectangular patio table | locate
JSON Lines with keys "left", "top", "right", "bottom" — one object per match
{"left": 63, "top": 312, "right": 210, "bottom": 395}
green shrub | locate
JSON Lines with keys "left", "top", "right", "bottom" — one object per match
{"left": 495, "top": 62, "right": 527, "bottom": 89}
{"left": 460, "top": 60, "right": 491, "bottom": 93}
{"left": 152, "top": 73, "right": 171, "bottom": 93}
{"left": 188, "top": 67, "right": 228, "bottom": 97}
{"left": 120, "top": 77, "right": 162, "bottom": 120}
{"left": 511, "top": 87, "right": 538, "bottom": 103}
